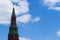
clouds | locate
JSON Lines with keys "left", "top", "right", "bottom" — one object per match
{"left": 19, "top": 37, "right": 31, "bottom": 40}
{"left": 0, "top": 0, "right": 29, "bottom": 24}
{"left": 56, "top": 30, "right": 60, "bottom": 37}
{"left": 0, "top": 0, "right": 40, "bottom": 24}
{"left": 12, "top": 0, "right": 29, "bottom": 15}
{"left": 11, "top": 0, "right": 29, "bottom": 15}
{"left": 17, "top": 14, "right": 32, "bottom": 23}
{"left": 17, "top": 14, "right": 40, "bottom": 24}
{"left": 42, "top": 0, "right": 60, "bottom": 11}
{"left": 32, "top": 17, "right": 40, "bottom": 23}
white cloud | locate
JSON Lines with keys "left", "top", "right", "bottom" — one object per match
{"left": 42, "top": 0, "right": 60, "bottom": 11}
{"left": 12, "top": 0, "right": 29, "bottom": 15}
{"left": 19, "top": 37, "right": 31, "bottom": 40}
{"left": 17, "top": 14, "right": 40, "bottom": 24}
{"left": 0, "top": 0, "right": 29, "bottom": 24}
{"left": 56, "top": 30, "right": 60, "bottom": 37}
{"left": 0, "top": 0, "right": 40, "bottom": 24}
{"left": 32, "top": 17, "right": 40, "bottom": 22}
{"left": 17, "top": 14, "right": 32, "bottom": 23}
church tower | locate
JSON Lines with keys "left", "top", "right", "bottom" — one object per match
{"left": 8, "top": 7, "right": 19, "bottom": 40}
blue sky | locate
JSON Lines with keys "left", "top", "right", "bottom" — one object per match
{"left": 0, "top": 0, "right": 60, "bottom": 40}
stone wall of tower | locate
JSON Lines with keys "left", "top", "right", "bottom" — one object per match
{"left": 8, "top": 34, "right": 19, "bottom": 40}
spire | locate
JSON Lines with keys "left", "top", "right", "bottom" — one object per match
{"left": 8, "top": 5, "right": 19, "bottom": 40}
{"left": 12, "top": 6, "right": 15, "bottom": 16}
{"left": 11, "top": 6, "right": 16, "bottom": 25}
{"left": 9, "top": 6, "right": 18, "bottom": 34}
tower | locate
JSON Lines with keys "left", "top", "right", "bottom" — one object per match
{"left": 8, "top": 7, "right": 19, "bottom": 40}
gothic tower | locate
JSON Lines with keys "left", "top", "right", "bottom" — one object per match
{"left": 8, "top": 7, "right": 19, "bottom": 40}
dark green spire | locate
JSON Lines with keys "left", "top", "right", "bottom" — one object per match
{"left": 9, "top": 6, "right": 18, "bottom": 34}
{"left": 11, "top": 6, "right": 16, "bottom": 25}
{"left": 12, "top": 7, "right": 15, "bottom": 16}
{"left": 8, "top": 5, "right": 19, "bottom": 40}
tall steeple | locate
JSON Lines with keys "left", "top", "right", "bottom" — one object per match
{"left": 8, "top": 6, "right": 19, "bottom": 40}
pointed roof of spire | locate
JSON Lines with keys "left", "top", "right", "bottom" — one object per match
{"left": 12, "top": 5, "right": 16, "bottom": 16}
